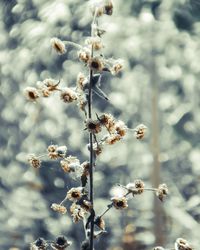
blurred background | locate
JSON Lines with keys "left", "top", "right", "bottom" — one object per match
{"left": 1, "top": 0, "right": 200, "bottom": 249}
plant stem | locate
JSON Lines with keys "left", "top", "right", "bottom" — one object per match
{"left": 88, "top": 41, "right": 94, "bottom": 250}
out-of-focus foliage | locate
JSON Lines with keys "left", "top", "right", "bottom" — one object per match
{"left": 1, "top": 0, "right": 200, "bottom": 249}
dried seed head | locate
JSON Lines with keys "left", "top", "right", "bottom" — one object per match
{"left": 41, "top": 87, "right": 51, "bottom": 97}
{"left": 60, "top": 88, "right": 77, "bottom": 103}
{"left": 48, "top": 144, "right": 57, "bottom": 153}
{"left": 81, "top": 161, "right": 90, "bottom": 176}
{"left": 89, "top": 0, "right": 104, "bottom": 17}
{"left": 93, "top": 142, "right": 103, "bottom": 156}
{"left": 94, "top": 216, "right": 105, "bottom": 230}
{"left": 85, "top": 119, "right": 102, "bottom": 134}
{"left": 175, "top": 238, "right": 192, "bottom": 250}
{"left": 48, "top": 145, "right": 67, "bottom": 159}
{"left": 81, "top": 199, "right": 93, "bottom": 212}
{"left": 51, "top": 203, "right": 67, "bottom": 214}
{"left": 81, "top": 240, "right": 90, "bottom": 250}
{"left": 156, "top": 183, "right": 169, "bottom": 202}
{"left": 70, "top": 203, "right": 85, "bottom": 223}
{"left": 88, "top": 57, "right": 104, "bottom": 72}
{"left": 134, "top": 124, "right": 147, "bottom": 139}
{"left": 114, "top": 120, "right": 127, "bottom": 137}
{"left": 126, "top": 180, "right": 145, "bottom": 195}
{"left": 111, "top": 60, "right": 124, "bottom": 75}
{"left": 76, "top": 72, "right": 87, "bottom": 91}
{"left": 103, "top": 0, "right": 113, "bottom": 15}
{"left": 30, "top": 238, "right": 48, "bottom": 250}
{"left": 51, "top": 235, "right": 72, "bottom": 250}
{"left": 24, "top": 87, "right": 40, "bottom": 101}
{"left": 51, "top": 37, "right": 66, "bottom": 55}
{"left": 98, "top": 113, "right": 116, "bottom": 133}
{"left": 85, "top": 36, "right": 103, "bottom": 50}
{"left": 111, "top": 197, "right": 128, "bottom": 210}
{"left": 78, "top": 49, "right": 91, "bottom": 63}
{"left": 43, "top": 78, "right": 60, "bottom": 92}
{"left": 60, "top": 156, "right": 80, "bottom": 173}
{"left": 28, "top": 154, "right": 41, "bottom": 169}
{"left": 134, "top": 179, "right": 145, "bottom": 194}
{"left": 77, "top": 93, "right": 87, "bottom": 114}
{"left": 105, "top": 134, "right": 121, "bottom": 145}
{"left": 66, "top": 187, "right": 83, "bottom": 202}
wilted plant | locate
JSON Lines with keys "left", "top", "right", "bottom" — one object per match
{"left": 24, "top": 0, "right": 194, "bottom": 250}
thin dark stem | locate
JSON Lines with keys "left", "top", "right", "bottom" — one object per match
{"left": 88, "top": 9, "right": 98, "bottom": 249}
{"left": 88, "top": 45, "right": 94, "bottom": 250}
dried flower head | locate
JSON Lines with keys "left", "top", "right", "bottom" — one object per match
{"left": 81, "top": 161, "right": 90, "bottom": 176}
{"left": 175, "top": 238, "right": 193, "bottom": 250}
{"left": 88, "top": 57, "right": 104, "bottom": 72}
{"left": 60, "top": 88, "right": 77, "bottom": 103}
{"left": 67, "top": 187, "right": 83, "bottom": 202}
{"left": 70, "top": 203, "right": 85, "bottom": 223}
{"left": 77, "top": 93, "right": 87, "bottom": 115}
{"left": 51, "top": 37, "right": 66, "bottom": 55}
{"left": 98, "top": 113, "right": 116, "bottom": 133}
{"left": 24, "top": 87, "right": 40, "bottom": 101}
{"left": 51, "top": 235, "right": 72, "bottom": 250}
{"left": 111, "top": 60, "right": 124, "bottom": 75}
{"left": 114, "top": 120, "right": 127, "bottom": 137}
{"left": 43, "top": 78, "right": 60, "bottom": 92}
{"left": 51, "top": 203, "right": 67, "bottom": 214}
{"left": 134, "top": 124, "right": 147, "bottom": 139}
{"left": 125, "top": 180, "right": 145, "bottom": 195}
{"left": 111, "top": 197, "right": 128, "bottom": 210}
{"left": 93, "top": 142, "right": 104, "bottom": 156}
{"left": 94, "top": 216, "right": 105, "bottom": 230}
{"left": 41, "top": 87, "right": 51, "bottom": 97}
{"left": 89, "top": 0, "right": 104, "bottom": 17}
{"left": 156, "top": 183, "right": 169, "bottom": 201}
{"left": 105, "top": 134, "right": 121, "bottom": 145}
{"left": 85, "top": 119, "right": 102, "bottom": 134}
{"left": 78, "top": 49, "right": 91, "bottom": 63}
{"left": 28, "top": 154, "right": 41, "bottom": 169}
{"left": 76, "top": 72, "right": 87, "bottom": 91}
{"left": 80, "top": 199, "right": 93, "bottom": 212}
{"left": 103, "top": 0, "right": 113, "bottom": 15}
{"left": 60, "top": 156, "right": 79, "bottom": 173}
{"left": 48, "top": 145, "right": 67, "bottom": 159}
{"left": 85, "top": 36, "right": 103, "bottom": 50}
{"left": 30, "top": 238, "right": 48, "bottom": 250}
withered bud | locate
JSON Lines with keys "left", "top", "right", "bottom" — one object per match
{"left": 30, "top": 238, "right": 48, "bottom": 250}
{"left": 134, "top": 124, "right": 147, "bottom": 140}
{"left": 94, "top": 216, "right": 105, "bottom": 230}
{"left": 156, "top": 183, "right": 169, "bottom": 202}
{"left": 51, "top": 203, "right": 67, "bottom": 214}
{"left": 175, "top": 238, "right": 193, "bottom": 250}
{"left": 28, "top": 154, "right": 41, "bottom": 169}
{"left": 51, "top": 37, "right": 66, "bottom": 55}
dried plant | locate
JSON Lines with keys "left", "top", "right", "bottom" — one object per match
{"left": 23, "top": 1, "right": 195, "bottom": 250}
